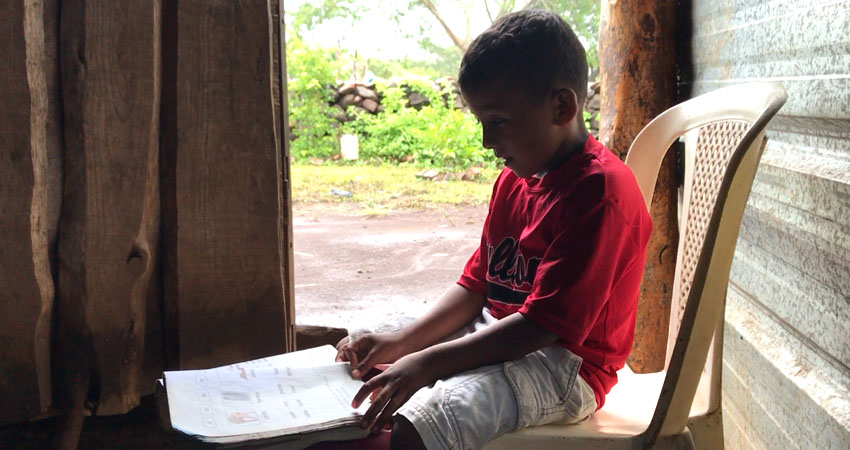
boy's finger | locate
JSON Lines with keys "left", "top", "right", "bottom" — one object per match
{"left": 353, "top": 351, "right": 378, "bottom": 380}
{"left": 374, "top": 388, "right": 408, "bottom": 431}
{"left": 352, "top": 376, "right": 383, "bottom": 408}
{"left": 360, "top": 387, "right": 393, "bottom": 430}
{"left": 345, "top": 348, "right": 359, "bottom": 372}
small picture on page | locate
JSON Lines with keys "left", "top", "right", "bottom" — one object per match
{"left": 221, "top": 386, "right": 252, "bottom": 405}
{"left": 226, "top": 409, "right": 260, "bottom": 425}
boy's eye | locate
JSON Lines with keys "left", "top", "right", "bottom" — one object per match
{"left": 490, "top": 118, "right": 506, "bottom": 126}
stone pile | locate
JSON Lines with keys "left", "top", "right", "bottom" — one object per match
{"left": 327, "top": 77, "right": 598, "bottom": 136}
{"left": 329, "top": 77, "right": 465, "bottom": 123}
{"left": 586, "top": 80, "right": 601, "bottom": 136}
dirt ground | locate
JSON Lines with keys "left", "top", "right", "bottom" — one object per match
{"left": 293, "top": 203, "right": 488, "bottom": 330}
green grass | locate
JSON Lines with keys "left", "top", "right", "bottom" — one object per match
{"left": 291, "top": 164, "right": 500, "bottom": 215}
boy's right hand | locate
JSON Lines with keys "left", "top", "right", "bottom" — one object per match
{"left": 335, "top": 332, "right": 407, "bottom": 380}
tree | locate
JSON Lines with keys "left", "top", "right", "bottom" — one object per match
{"left": 412, "top": 0, "right": 600, "bottom": 67}
{"left": 284, "top": 0, "right": 600, "bottom": 78}
{"left": 288, "top": 0, "right": 362, "bottom": 40}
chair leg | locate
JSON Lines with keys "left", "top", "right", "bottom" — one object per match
{"left": 651, "top": 429, "right": 696, "bottom": 450}
{"left": 686, "top": 408, "right": 724, "bottom": 450}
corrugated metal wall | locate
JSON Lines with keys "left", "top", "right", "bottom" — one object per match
{"left": 689, "top": 1, "right": 850, "bottom": 448}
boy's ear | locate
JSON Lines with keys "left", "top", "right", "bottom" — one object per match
{"left": 552, "top": 88, "right": 579, "bottom": 126}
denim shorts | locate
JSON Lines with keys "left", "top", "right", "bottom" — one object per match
{"left": 396, "top": 309, "right": 597, "bottom": 450}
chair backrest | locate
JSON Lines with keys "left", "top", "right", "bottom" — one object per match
{"left": 623, "top": 83, "right": 786, "bottom": 445}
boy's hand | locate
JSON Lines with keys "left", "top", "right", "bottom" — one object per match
{"left": 335, "top": 332, "right": 407, "bottom": 379}
{"left": 351, "top": 351, "right": 434, "bottom": 432}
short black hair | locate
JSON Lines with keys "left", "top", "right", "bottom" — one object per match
{"left": 458, "top": 9, "right": 588, "bottom": 105}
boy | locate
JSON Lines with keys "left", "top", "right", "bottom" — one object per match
{"left": 337, "top": 9, "right": 652, "bottom": 450}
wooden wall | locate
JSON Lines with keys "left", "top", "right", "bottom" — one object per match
{"left": 0, "top": 0, "right": 295, "bottom": 424}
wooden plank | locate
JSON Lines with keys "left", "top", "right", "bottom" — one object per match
{"left": 0, "top": 0, "right": 57, "bottom": 423}
{"left": 55, "top": 0, "right": 161, "bottom": 418}
{"left": 272, "top": 0, "right": 297, "bottom": 358}
{"left": 598, "top": 0, "right": 679, "bottom": 373}
{"left": 161, "top": 0, "right": 292, "bottom": 370}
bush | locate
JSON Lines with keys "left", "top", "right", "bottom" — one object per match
{"left": 286, "top": 37, "right": 345, "bottom": 160}
{"left": 286, "top": 42, "right": 493, "bottom": 170}
{"left": 344, "top": 80, "right": 493, "bottom": 169}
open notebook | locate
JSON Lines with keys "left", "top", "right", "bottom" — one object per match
{"left": 159, "top": 345, "right": 372, "bottom": 448}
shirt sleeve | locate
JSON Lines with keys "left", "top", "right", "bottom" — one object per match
{"left": 457, "top": 240, "right": 487, "bottom": 295}
{"left": 518, "top": 198, "right": 639, "bottom": 347}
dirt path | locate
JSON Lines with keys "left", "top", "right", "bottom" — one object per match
{"left": 293, "top": 203, "right": 488, "bottom": 330}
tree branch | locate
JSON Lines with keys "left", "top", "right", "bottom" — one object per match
{"left": 418, "top": 0, "right": 468, "bottom": 51}
{"left": 483, "top": 0, "right": 495, "bottom": 23}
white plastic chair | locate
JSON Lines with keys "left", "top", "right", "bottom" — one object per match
{"left": 484, "top": 82, "right": 787, "bottom": 450}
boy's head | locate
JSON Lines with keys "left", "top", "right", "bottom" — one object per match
{"left": 458, "top": 10, "right": 589, "bottom": 178}
{"left": 458, "top": 9, "right": 588, "bottom": 107}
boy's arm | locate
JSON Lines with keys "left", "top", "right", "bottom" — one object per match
{"left": 342, "top": 284, "right": 486, "bottom": 378}
{"left": 396, "top": 284, "right": 486, "bottom": 352}
{"left": 353, "top": 312, "right": 557, "bottom": 431}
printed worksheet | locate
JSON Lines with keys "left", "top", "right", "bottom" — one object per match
{"left": 164, "top": 345, "right": 370, "bottom": 443}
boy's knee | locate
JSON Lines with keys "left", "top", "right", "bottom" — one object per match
{"left": 390, "top": 415, "right": 427, "bottom": 450}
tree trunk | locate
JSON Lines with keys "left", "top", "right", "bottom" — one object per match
{"left": 598, "top": 0, "right": 679, "bottom": 373}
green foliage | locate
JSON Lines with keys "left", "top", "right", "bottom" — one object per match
{"left": 286, "top": 36, "right": 345, "bottom": 159}
{"left": 528, "top": 0, "right": 601, "bottom": 68}
{"left": 289, "top": 0, "right": 362, "bottom": 39}
{"left": 344, "top": 80, "right": 493, "bottom": 169}
{"left": 368, "top": 42, "right": 462, "bottom": 80}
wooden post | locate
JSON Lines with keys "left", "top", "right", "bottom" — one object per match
{"left": 0, "top": 0, "right": 60, "bottom": 423}
{"left": 55, "top": 0, "right": 161, "bottom": 426}
{"left": 271, "top": 0, "right": 299, "bottom": 350}
{"left": 161, "top": 0, "right": 293, "bottom": 370}
{"left": 598, "top": 0, "right": 679, "bottom": 372}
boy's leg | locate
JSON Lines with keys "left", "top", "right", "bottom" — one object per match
{"left": 391, "top": 415, "right": 427, "bottom": 450}
{"left": 394, "top": 345, "right": 596, "bottom": 450}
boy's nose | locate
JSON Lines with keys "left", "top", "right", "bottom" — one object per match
{"left": 481, "top": 127, "right": 495, "bottom": 150}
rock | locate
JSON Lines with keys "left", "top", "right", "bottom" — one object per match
{"left": 416, "top": 169, "right": 438, "bottom": 180}
{"left": 407, "top": 92, "right": 430, "bottom": 109}
{"left": 355, "top": 85, "right": 378, "bottom": 101}
{"left": 330, "top": 104, "right": 349, "bottom": 122}
{"left": 461, "top": 167, "right": 482, "bottom": 181}
{"left": 338, "top": 81, "right": 357, "bottom": 95}
{"left": 339, "top": 93, "right": 358, "bottom": 107}
{"left": 588, "top": 93, "right": 601, "bottom": 111}
{"left": 329, "top": 188, "right": 353, "bottom": 197}
{"left": 361, "top": 98, "right": 379, "bottom": 113}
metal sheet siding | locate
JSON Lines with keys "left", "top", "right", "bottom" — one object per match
{"left": 690, "top": 1, "right": 850, "bottom": 448}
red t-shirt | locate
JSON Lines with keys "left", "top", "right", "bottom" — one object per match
{"left": 457, "top": 135, "right": 652, "bottom": 409}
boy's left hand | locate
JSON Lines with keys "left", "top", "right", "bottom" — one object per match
{"left": 351, "top": 350, "right": 434, "bottom": 432}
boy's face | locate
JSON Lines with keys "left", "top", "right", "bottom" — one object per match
{"left": 463, "top": 79, "right": 566, "bottom": 178}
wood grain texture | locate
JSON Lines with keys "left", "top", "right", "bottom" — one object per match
{"left": 0, "top": 0, "right": 57, "bottom": 423}
{"left": 161, "top": 0, "right": 291, "bottom": 370}
{"left": 56, "top": 0, "right": 160, "bottom": 416}
{"left": 598, "top": 0, "right": 679, "bottom": 373}
{"left": 271, "top": 0, "right": 298, "bottom": 353}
